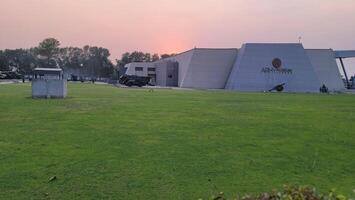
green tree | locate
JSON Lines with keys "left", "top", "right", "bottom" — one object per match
{"left": 129, "top": 51, "right": 149, "bottom": 62}
{"left": 35, "top": 38, "right": 61, "bottom": 66}
{"left": 0, "top": 50, "right": 9, "bottom": 71}
{"left": 2, "top": 49, "right": 38, "bottom": 74}
{"left": 82, "top": 46, "right": 113, "bottom": 79}
{"left": 160, "top": 53, "right": 176, "bottom": 59}
{"left": 0, "top": 39, "right": 116, "bottom": 78}
{"left": 116, "top": 51, "right": 159, "bottom": 68}
{"left": 152, "top": 53, "right": 160, "bottom": 61}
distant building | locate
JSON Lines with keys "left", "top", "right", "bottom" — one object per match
{"left": 32, "top": 68, "right": 67, "bottom": 98}
{"left": 124, "top": 43, "right": 355, "bottom": 92}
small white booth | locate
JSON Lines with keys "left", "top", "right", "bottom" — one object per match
{"left": 32, "top": 68, "right": 67, "bottom": 98}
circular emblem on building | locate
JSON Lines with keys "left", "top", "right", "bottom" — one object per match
{"left": 272, "top": 58, "right": 282, "bottom": 69}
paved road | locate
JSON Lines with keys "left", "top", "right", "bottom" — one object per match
{"left": 345, "top": 89, "right": 355, "bottom": 94}
{"left": 0, "top": 79, "right": 24, "bottom": 84}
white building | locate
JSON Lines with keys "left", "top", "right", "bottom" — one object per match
{"left": 124, "top": 43, "right": 355, "bottom": 92}
{"left": 32, "top": 68, "right": 67, "bottom": 98}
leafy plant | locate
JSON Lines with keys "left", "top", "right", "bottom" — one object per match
{"left": 203, "top": 185, "right": 354, "bottom": 200}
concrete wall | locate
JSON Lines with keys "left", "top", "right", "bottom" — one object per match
{"left": 306, "top": 49, "right": 345, "bottom": 91}
{"left": 226, "top": 43, "right": 321, "bottom": 92}
{"left": 32, "top": 79, "right": 67, "bottom": 98}
{"left": 155, "top": 61, "right": 167, "bottom": 86}
{"left": 155, "top": 60, "right": 178, "bottom": 86}
{"left": 161, "top": 50, "right": 194, "bottom": 86}
{"left": 181, "top": 48, "right": 238, "bottom": 89}
{"left": 166, "top": 62, "right": 179, "bottom": 87}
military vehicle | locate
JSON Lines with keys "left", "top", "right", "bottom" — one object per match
{"left": 269, "top": 83, "right": 286, "bottom": 92}
{"left": 0, "top": 71, "right": 23, "bottom": 79}
{"left": 119, "top": 74, "right": 151, "bottom": 87}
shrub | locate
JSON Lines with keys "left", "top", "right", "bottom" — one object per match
{"left": 203, "top": 185, "right": 354, "bottom": 200}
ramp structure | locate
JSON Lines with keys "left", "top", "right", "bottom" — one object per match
{"left": 306, "top": 49, "right": 344, "bottom": 91}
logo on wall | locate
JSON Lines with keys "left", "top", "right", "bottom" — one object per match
{"left": 272, "top": 58, "right": 282, "bottom": 69}
{"left": 261, "top": 58, "right": 293, "bottom": 74}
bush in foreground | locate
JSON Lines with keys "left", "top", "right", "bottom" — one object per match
{"left": 204, "top": 185, "right": 354, "bottom": 200}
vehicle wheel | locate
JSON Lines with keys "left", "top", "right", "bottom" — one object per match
{"left": 276, "top": 85, "right": 284, "bottom": 92}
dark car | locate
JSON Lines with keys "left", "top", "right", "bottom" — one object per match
{"left": 119, "top": 74, "right": 151, "bottom": 87}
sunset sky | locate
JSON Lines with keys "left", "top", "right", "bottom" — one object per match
{"left": 0, "top": 0, "right": 354, "bottom": 74}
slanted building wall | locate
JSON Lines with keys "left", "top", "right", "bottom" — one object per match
{"left": 306, "top": 49, "right": 345, "bottom": 91}
{"left": 226, "top": 43, "right": 321, "bottom": 92}
{"left": 180, "top": 49, "right": 238, "bottom": 89}
{"left": 155, "top": 60, "right": 179, "bottom": 87}
{"left": 159, "top": 50, "right": 195, "bottom": 87}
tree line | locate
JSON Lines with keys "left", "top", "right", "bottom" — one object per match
{"left": 0, "top": 38, "right": 176, "bottom": 79}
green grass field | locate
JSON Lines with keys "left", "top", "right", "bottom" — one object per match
{"left": 0, "top": 84, "right": 354, "bottom": 199}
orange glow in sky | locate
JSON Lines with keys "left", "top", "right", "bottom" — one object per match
{"left": 0, "top": 0, "right": 355, "bottom": 75}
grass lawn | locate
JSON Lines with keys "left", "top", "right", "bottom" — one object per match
{"left": 0, "top": 83, "right": 354, "bottom": 199}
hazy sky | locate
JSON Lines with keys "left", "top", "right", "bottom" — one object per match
{"left": 0, "top": 0, "right": 354, "bottom": 75}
